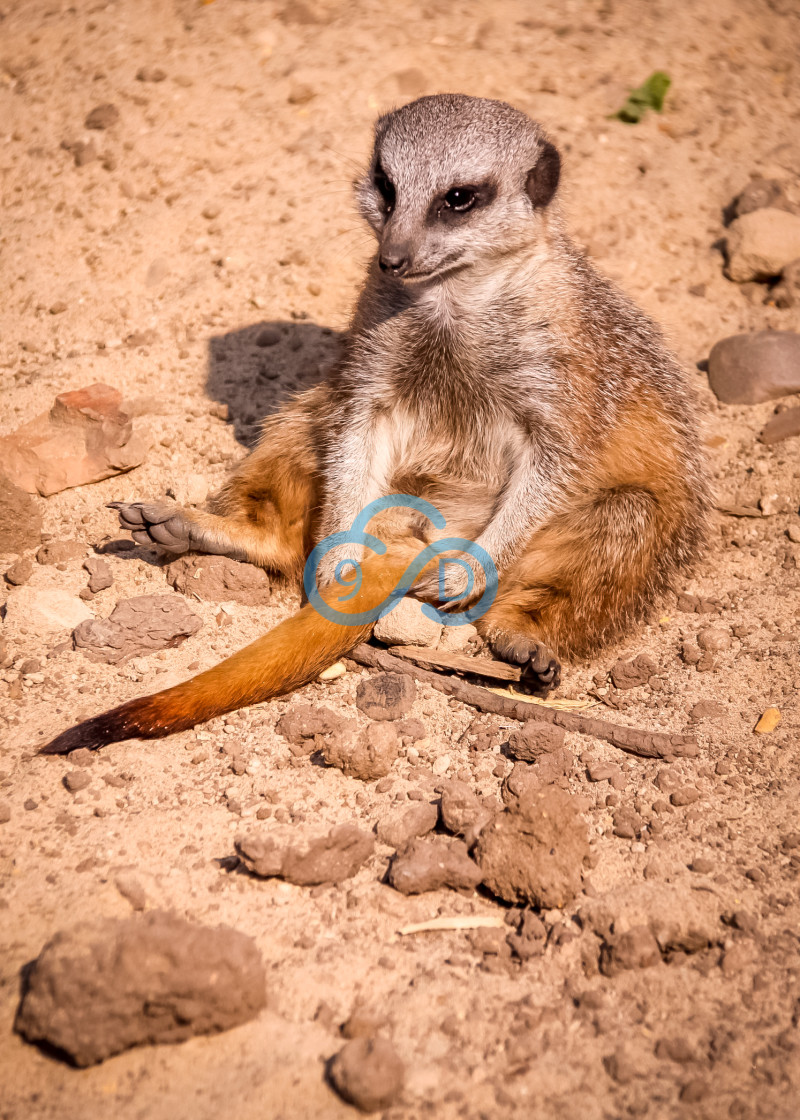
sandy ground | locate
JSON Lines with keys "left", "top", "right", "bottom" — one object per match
{"left": 1, "top": 0, "right": 800, "bottom": 1117}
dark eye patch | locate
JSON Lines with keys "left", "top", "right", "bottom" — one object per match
{"left": 373, "top": 161, "right": 395, "bottom": 214}
{"left": 428, "top": 180, "right": 497, "bottom": 225}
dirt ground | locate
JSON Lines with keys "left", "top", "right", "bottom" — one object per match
{"left": 2, "top": 0, "right": 800, "bottom": 1117}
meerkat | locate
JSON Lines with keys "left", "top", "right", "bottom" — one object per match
{"left": 43, "top": 93, "right": 708, "bottom": 755}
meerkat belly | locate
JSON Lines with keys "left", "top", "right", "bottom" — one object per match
{"left": 371, "top": 407, "right": 514, "bottom": 542}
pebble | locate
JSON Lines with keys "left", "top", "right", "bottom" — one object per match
{"left": 754, "top": 707, "right": 781, "bottom": 733}
{"left": 201, "top": 202, "right": 221, "bottom": 220}
{"left": 64, "top": 770, "right": 91, "bottom": 793}
{"left": 5, "top": 557, "right": 33, "bottom": 586}
{"left": 670, "top": 786, "right": 701, "bottom": 807}
{"left": 0, "top": 801, "right": 11, "bottom": 824}
{"left": 759, "top": 406, "right": 800, "bottom": 446}
{"left": 439, "top": 779, "right": 492, "bottom": 841}
{"left": 37, "top": 539, "right": 85, "bottom": 565}
{"left": 255, "top": 327, "right": 281, "bottom": 347}
{"left": 696, "top": 627, "right": 730, "bottom": 652}
{"left": 688, "top": 700, "right": 726, "bottom": 721}
{"left": 725, "top": 209, "right": 800, "bottom": 282}
{"left": 731, "top": 177, "right": 795, "bottom": 219}
{"left": 772, "top": 257, "right": 800, "bottom": 309}
{"left": 689, "top": 857, "right": 714, "bottom": 874}
{"left": 84, "top": 556, "right": 113, "bottom": 593}
{"left": 327, "top": 1037, "right": 404, "bottom": 1113}
{"left": 600, "top": 925, "right": 661, "bottom": 975}
{"left": 84, "top": 103, "right": 120, "bottom": 130}
{"left": 707, "top": 330, "right": 800, "bottom": 405}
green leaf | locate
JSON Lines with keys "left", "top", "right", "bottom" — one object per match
{"left": 611, "top": 71, "right": 671, "bottom": 124}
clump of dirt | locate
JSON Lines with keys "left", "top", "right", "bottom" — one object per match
{"left": 15, "top": 911, "right": 266, "bottom": 1066}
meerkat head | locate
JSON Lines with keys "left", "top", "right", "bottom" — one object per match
{"left": 356, "top": 94, "right": 561, "bottom": 283}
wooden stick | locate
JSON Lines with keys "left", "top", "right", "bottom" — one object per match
{"left": 388, "top": 644, "right": 522, "bottom": 682}
{"left": 346, "top": 644, "right": 698, "bottom": 761}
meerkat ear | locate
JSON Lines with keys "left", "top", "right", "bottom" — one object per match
{"left": 525, "top": 140, "right": 561, "bottom": 209}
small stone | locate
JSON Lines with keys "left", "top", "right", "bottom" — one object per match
{"left": 236, "top": 824, "right": 374, "bottom": 885}
{"left": 679, "top": 1080, "right": 708, "bottom": 1104}
{"left": 15, "top": 912, "right": 266, "bottom": 1066}
{"left": 505, "top": 720, "right": 565, "bottom": 760}
{"left": 72, "top": 140, "right": 97, "bottom": 167}
{"left": 376, "top": 801, "right": 438, "bottom": 849}
{"left": 387, "top": 836, "right": 481, "bottom": 895}
{"left": 73, "top": 595, "right": 202, "bottom": 665}
{"left": 84, "top": 103, "right": 120, "bottom": 130}
{"left": 655, "top": 1036, "right": 696, "bottom": 1063}
{"left": 84, "top": 556, "right": 113, "bottom": 593}
{"left": 697, "top": 627, "right": 730, "bottom": 652}
{"left": 323, "top": 722, "right": 399, "bottom": 781}
{"left": 754, "top": 707, "right": 781, "bottom": 733}
{"left": 373, "top": 596, "right": 442, "bottom": 647}
{"left": 586, "top": 763, "right": 619, "bottom": 782}
{"left": 355, "top": 673, "right": 415, "bottom": 721}
{"left": 145, "top": 257, "right": 170, "bottom": 288}
{"left": 610, "top": 653, "right": 657, "bottom": 690}
{"left": 688, "top": 700, "right": 726, "bottom": 722}
{"left": 64, "top": 770, "right": 91, "bottom": 793}
{"left": 689, "top": 858, "right": 714, "bottom": 874}
{"left": 328, "top": 1037, "right": 404, "bottom": 1113}
{"left": 0, "top": 801, "right": 11, "bottom": 824}
{"left": 707, "top": 330, "right": 800, "bottom": 405}
{"left": 288, "top": 83, "right": 316, "bottom": 105}
{"left": 681, "top": 641, "right": 702, "bottom": 665}
{"left": 275, "top": 704, "right": 347, "bottom": 753}
{"left": 49, "top": 301, "right": 68, "bottom": 315}
{"left": 612, "top": 808, "right": 642, "bottom": 839}
{"left": 136, "top": 66, "right": 167, "bottom": 82}
{"left": 114, "top": 872, "right": 147, "bottom": 911}
{"left": 255, "top": 327, "right": 281, "bottom": 347}
{"left": 759, "top": 406, "right": 800, "bottom": 446}
{"left": 5, "top": 557, "right": 33, "bottom": 586}
{"left": 725, "top": 209, "right": 800, "bottom": 282}
{"left": 670, "top": 786, "right": 701, "bottom": 807}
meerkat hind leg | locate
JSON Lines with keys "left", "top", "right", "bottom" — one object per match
{"left": 479, "top": 608, "right": 562, "bottom": 696}
{"left": 110, "top": 501, "right": 237, "bottom": 556}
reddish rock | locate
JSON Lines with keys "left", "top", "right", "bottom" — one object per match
{"left": 84, "top": 556, "right": 113, "bottom": 592}
{"left": 707, "top": 331, "right": 800, "bottom": 405}
{"left": 0, "top": 384, "right": 149, "bottom": 497}
{"left": 375, "top": 801, "right": 438, "bottom": 849}
{"left": 506, "top": 720, "right": 565, "bottom": 759}
{"left": 323, "top": 722, "right": 399, "bottom": 780}
{"left": 610, "top": 654, "right": 657, "bottom": 690}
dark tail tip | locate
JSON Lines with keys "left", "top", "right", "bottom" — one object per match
{"left": 39, "top": 698, "right": 169, "bottom": 756}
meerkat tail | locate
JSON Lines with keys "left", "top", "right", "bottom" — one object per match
{"left": 41, "top": 537, "right": 426, "bottom": 755}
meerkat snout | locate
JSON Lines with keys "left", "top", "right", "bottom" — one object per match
{"left": 357, "top": 93, "right": 562, "bottom": 283}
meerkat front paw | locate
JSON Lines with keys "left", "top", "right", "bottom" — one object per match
{"left": 109, "top": 501, "right": 225, "bottom": 555}
{"left": 488, "top": 632, "right": 562, "bottom": 697}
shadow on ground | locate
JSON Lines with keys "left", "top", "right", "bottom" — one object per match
{"left": 206, "top": 319, "right": 345, "bottom": 447}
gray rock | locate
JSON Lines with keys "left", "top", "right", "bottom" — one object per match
{"left": 772, "top": 258, "right": 800, "bottom": 309}
{"left": 236, "top": 823, "right": 374, "bottom": 885}
{"left": 731, "top": 178, "right": 796, "bottom": 220}
{"left": 15, "top": 911, "right": 266, "bottom": 1066}
{"left": 328, "top": 1037, "right": 404, "bottom": 1113}
{"left": 355, "top": 672, "right": 415, "bottom": 721}
{"left": 375, "top": 801, "right": 438, "bottom": 849}
{"left": 707, "top": 331, "right": 800, "bottom": 405}
{"left": 725, "top": 209, "right": 800, "bottom": 282}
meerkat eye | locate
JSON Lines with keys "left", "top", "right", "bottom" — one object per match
{"left": 373, "top": 165, "right": 395, "bottom": 214}
{"left": 443, "top": 187, "right": 476, "bottom": 212}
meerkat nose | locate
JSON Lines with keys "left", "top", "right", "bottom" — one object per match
{"left": 379, "top": 251, "right": 410, "bottom": 276}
